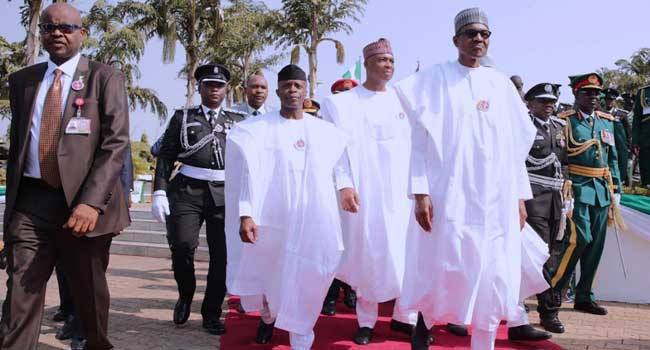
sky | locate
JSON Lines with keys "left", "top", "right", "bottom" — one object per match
{"left": 1, "top": 0, "right": 649, "bottom": 141}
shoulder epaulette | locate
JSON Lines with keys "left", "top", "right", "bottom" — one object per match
{"left": 550, "top": 115, "right": 566, "bottom": 125}
{"left": 557, "top": 109, "right": 575, "bottom": 119}
{"left": 596, "top": 110, "right": 615, "bottom": 121}
{"left": 176, "top": 105, "right": 200, "bottom": 112}
{"left": 223, "top": 108, "right": 247, "bottom": 116}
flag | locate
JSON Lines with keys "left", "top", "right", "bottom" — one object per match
{"left": 342, "top": 57, "right": 362, "bottom": 81}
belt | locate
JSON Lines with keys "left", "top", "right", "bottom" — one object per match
{"left": 528, "top": 173, "right": 564, "bottom": 191}
{"left": 179, "top": 164, "right": 225, "bottom": 182}
{"left": 568, "top": 164, "right": 609, "bottom": 178}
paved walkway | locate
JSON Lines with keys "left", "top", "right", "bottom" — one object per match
{"left": 0, "top": 254, "right": 648, "bottom": 350}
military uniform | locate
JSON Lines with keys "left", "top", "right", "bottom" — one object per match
{"left": 633, "top": 85, "right": 650, "bottom": 186}
{"left": 550, "top": 74, "right": 623, "bottom": 321}
{"left": 523, "top": 84, "right": 569, "bottom": 322}
{"left": 603, "top": 88, "right": 632, "bottom": 185}
{"left": 153, "top": 64, "right": 246, "bottom": 332}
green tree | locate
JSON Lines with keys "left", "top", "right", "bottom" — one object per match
{"left": 83, "top": 0, "right": 168, "bottom": 121}
{"left": 599, "top": 48, "right": 650, "bottom": 94}
{"left": 274, "top": 0, "right": 367, "bottom": 97}
{"left": 203, "top": 0, "right": 283, "bottom": 103}
{"left": 136, "top": 0, "right": 222, "bottom": 107}
{"left": 0, "top": 35, "right": 26, "bottom": 118}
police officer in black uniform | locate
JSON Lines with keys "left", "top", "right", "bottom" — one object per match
{"left": 151, "top": 63, "right": 247, "bottom": 335}
{"left": 523, "top": 83, "right": 569, "bottom": 335}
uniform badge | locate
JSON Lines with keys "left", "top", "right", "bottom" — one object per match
{"left": 556, "top": 133, "right": 566, "bottom": 147}
{"left": 588, "top": 75, "right": 599, "bottom": 85}
{"left": 214, "top": 124, "right": 224, "bottom": 133}
{"left": 600, "top": 129, "right": 615, "bottom": 146}
{"left": 477, "top": 100, "right": 490, "bottom": 112}
{"left": 294, "top": 139, "right": 305, "bottom": 150}
{"left": 71, "top": 76, "right": 84, "bottom": 91}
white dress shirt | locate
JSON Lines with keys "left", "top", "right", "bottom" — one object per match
{"left": 23, "top": 53, "right": 82, "bottom": 178}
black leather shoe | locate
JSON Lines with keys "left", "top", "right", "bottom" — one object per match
{"left": 321, "top": 300, "right": 336, "bottom": 316}
{"left": 508, "top": 324, "right": 552, "bottom": 341}
{"left": 173, "top": 299, "right": 192, "bottom": 325}
{"left": 55, "top": 315, "right": 74, "bottom": 340}
{"left": 540, "top": 316, "right": 565, "bottom": 334}
{"left": 390, "top": 319, "right": 413, "bottom": 335}
{"left": 343, "top": 289, "right": 357, "bottom": 309}
{"left": 574, "top": 301, "right": 608, "bottom": 315}
{"left": 52, "top": 309, "right": 69, "bottom": 322}
{"left": 446, "top": 323, "right": 469, "bottom": 337}
{"left": 411, "top": 314, "right": 432, "bottom": 350}
{"left": 255, "top": 320, "right": 274, "bottom": 344}
{"left": 202, "top": 318, "right": 226, "bottom": 335}
{"left": 353, "top": 327, "right": 373, "bottom": 345}
{"left": 69, "top": 337, "right": 86, "bottom": 350}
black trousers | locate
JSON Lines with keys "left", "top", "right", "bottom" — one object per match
{"left": 640, "top": 147, "right": 650, "bottom": 186}
{"left": 166, "top": 174, "right": 227, "bottom": 320}
{"left": 1, "top": 177, "right": 113, "bottom": 350}
{"left": 525, "top": 193, "right": 562, "bottom": 319}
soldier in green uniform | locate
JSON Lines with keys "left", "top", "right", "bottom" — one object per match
{"left": 632, "top": 85, "right": 650, "bottom": 186}
{"left": 602, "top": 88, "right": 632, "bottom": 185}
{"left": 548, "top": 73, "right": 623, "bottom": 331}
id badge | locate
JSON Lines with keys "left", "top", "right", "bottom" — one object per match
{"left": 65, "top": 117, "right": 91, "bottom": 135}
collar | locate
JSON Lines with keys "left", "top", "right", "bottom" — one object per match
{"left": 533, "top": 115, "right": 550, "bottom": 127}
{"left": 46, "top": 52, "right": 81, "bottom": 78}
{"left": 248, "top": 103, "right": 266, "bottom": 114}
{"left": 579, "top": 110, "right": 595, "bottom": 121}
{"left": 202, "top": 105, "right": 222, "bottom": 116}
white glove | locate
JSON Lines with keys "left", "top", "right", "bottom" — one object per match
{"left": 563, "top": 198, "right": 574, "bottom": 214}
{"left": 152, "top": 190, "right": 170, "bottom": 223}
{"left": 613, "top": 193, "right": 621, "bottom": 206}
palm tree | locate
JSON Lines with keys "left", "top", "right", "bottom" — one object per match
{"left": 203, "top": 0, "right": 283, "bottom": 103}
{"left": 83, "top": 0, "right": 167, "bottom": 120}
{"left": 136, "top": 0, "right": 222, "bottom": 107}
{"left": 274, "top": 0, "right": 367, "bottom": 97}
{"left": 600, "top": 48, "right": 650, "bottom": 94}
{"left": 0, "top": 35, "right": 26, "bottom": 118}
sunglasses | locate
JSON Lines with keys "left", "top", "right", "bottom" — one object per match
{"left": 38, "top": 23, "right": 83, "bottom": 34}
{"left": 459, "top": 29, "right": 492, "bottom": 39}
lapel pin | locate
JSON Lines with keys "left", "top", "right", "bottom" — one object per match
{"left": 71, "top": 75, "right": 85, "bottom": 91}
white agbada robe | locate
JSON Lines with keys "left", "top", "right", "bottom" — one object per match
{"left": 225, "top": 112, "right": 348, "bottom": 335}
{"left": 395, "top": 60, "right": 537, "bottom": 332}
{"left": 321, "top": 86, "right": 413, "bottom": 304}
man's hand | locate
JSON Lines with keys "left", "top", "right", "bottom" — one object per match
{"left": 151, "top": 191, "right": 170, "bottom": 223}
{"left": 519, "top": 199, "right": 527, "bottom": 231}
{"left": 339, "top": 187, "right": 360, "bottom": 213}
{"left": 414, "top": 194, "right": 433, "bottom": 232}
{"left": 239, "top": 216, "right": 258, "bottom": 244}
{"left": 63, "top": 204, "right": 100, "bottom": 237}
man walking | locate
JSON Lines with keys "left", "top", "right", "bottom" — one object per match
{"left": 151, "top": 64, "right": 247, "bottom": 334}
{"left": 1, "top": 3, "right": 130, "bottom": 349}
{"left": 395, "top": 8, "right": 538, "bottom": 350}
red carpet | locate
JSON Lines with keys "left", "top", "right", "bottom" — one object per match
{"left": 221, "top": 296, "right": 563, "bottom": 350}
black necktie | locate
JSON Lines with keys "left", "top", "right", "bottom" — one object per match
{"left": 208, "top": 110, "right": 217, "bottom": 127}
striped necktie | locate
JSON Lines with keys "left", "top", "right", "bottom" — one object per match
{"left": 38, "top": 69, "right": 63, "bottom": 188}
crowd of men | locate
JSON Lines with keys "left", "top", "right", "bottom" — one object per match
{"left": 2, "top": 3, "right": 650, "bottom": 350}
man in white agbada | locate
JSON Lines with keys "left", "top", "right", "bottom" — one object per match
{"left": 321, "top": 38, "right": 420, "bottom": 346}
{"left": 394, "top": 8, "right": 538, "bottom": 350}
{"left": 224, "top": 64, "right": 348, "bottom": 350}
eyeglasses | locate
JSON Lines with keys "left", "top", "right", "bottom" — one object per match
{"left": 38, "top": 23, "right": 83, "bottom": 34}
{"left": 459, "top": 29, "right": 492, "bottom": 39}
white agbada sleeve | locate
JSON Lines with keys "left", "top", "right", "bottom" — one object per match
{"left": 322, "top": 97, "right": 354, "bottom": 190}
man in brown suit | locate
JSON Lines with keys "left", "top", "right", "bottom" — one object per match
{"left": 0, "top": 3, "right": 130, "bottom": 350}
